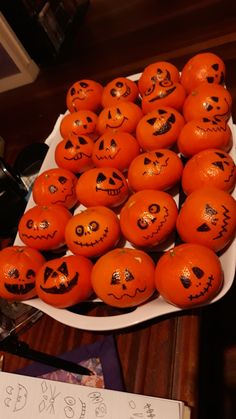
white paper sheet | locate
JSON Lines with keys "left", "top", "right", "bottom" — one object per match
{"left": 0, "top": 371, "right": 185, "bottom": 419}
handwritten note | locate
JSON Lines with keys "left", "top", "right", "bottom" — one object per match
{"left": 0, "top": 371, "right": 185, "bottom": 419}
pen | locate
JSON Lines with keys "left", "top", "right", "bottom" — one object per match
{"left": 0, "top": 335, "right": 93, "bottom": 376}
{"left": 0, "top": 353, "right": 4, "bottom": 371}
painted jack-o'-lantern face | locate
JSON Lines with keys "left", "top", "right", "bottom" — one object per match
{"left": 141, "top": 81, "right": 186, "bottom": 114}
{"left": 138, "top": 61, "right": 180, "bottom": 95}
{"left": 154, "top": 243, "right": 223, "bottom": 308}
{"left": 177, "top": 117, "right": 233, "bottom": 157}
{"left": 102, "top": 77, "right": 139, "bottom": 107}
{"left": 18, "top": 204, "right": 72, "bottom": 251}
{"left": 92, "top": 131, "right": 140, "bottom": 171}
{"left": 76, "top": 167, "right": 129, "bottom": 208}
{"left": 0, "top": 246, "right": 45, "bottom": 301}
{"left": 120, "top": 189, "right": 178, "bottom": 248}
{"left": 176, "top": 187, "right": 236, "bottom": 252}
{"left": 66, "top": 79, "right": 103, "bottom": 113}
{"left": 60, "top": 110, "right": 98, "bottom": 140}
{"left": 91, "top": 247, "right": 156, "bottom": 308}
{"left": 128, "top": 149, "right": 183, "bottom": 192}
{"left": 136, "top": 106, "right": 185, "bottom": 150}
{"left": 36, "top": 254, "right": 93, "bottom": 308}
{"left": 183, "top": 83, "right": 232, "bottom": 122}
{"left": 32, "top": 167, "right": 78, "bottom": 209}
{"left": 65, "top": 206, "right": 121, "bottom": 258}
{"left": 97, "top": 101, "right": 143, "bottom": 135}
{"left": 180, "top": 52, "right": 226, "bottom": 94}
{"left": 55, "top": 133, "right": 94, "bottom": 174}
{"left": 182, "top": 149, "right": 236, "bottom": 195}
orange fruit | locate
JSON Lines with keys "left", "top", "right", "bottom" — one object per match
{"left": 32, "top": 167, "right": 78, "bottom": 209}
{"left": 55, "top": 133, "right": 94, "bottom": 174}
{"left": 141, "top": 82, "right": 186, "bottom": 114}
{"left": 101, "top": 77, "right": 139, "bottom": 107}
{"left": 91, "top": 247, "right": 156, "bottom": 308}
{"left": 0, "top": 245, "right": 46, "bottom": 301}
{"left": 76, "top": 167, "right": 129, "bottom": 208}
{"left": 65, "top": 206, "right": 121, "bottom": 258}
{"left": 96, "top": 101, "right": 143, "bottom": 135}
{"left": 176, "top": 187, "right": 236, "bottom": 252}
{"left": 60, "top": 110, "right": 98, "bottom": 140}
{"left": 138, "top": 61, "right": 180, "bottom": 95}
{"left": 136, "top": 106, "right": 185, "bottom": 150}
{"left": 36, "top": 254, "right": 93, "bottom": 308}
{"left": 18, "top": 204, "right": 72, "bottom": 251}
{"left": 180, "top": 52, "right": 226, "bottom": 94}
{"left": 181, "top": 149, "right": 236, "bottom": 195}
{"left": 66, "top": 79, "right": 103, "bottom": 113}
{"left": 120, "top": 189, "right": 178, "bottom": 248}
{"left": 155, "top": 243, "right": 223, "bottom": 308}
{"left": 128, "top": 149, "right": 183, "bottom": 192}
{"left": 92, "top": 131, "right": 140, "bottom": 172}
{"left": 177, "top": 118, "right": 233, "bottom": 158}
{"left": 183, "top": 82, "right": 232, "bottom": 122}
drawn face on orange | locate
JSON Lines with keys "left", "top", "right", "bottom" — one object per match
{"left": 76, "top": 167, "right": 129, "bottom": 208}
{"left": 141, "top": 82, "right": 186, "bottom": 114}
{"left": 136, "top": 106, "right": 185, "bottom": 150}
{"left": 176, "top": 187, "right": 236, "bottom": 252}
{"left": 120, "top": 189, "right": 178, "bottom": 247}
{"left": 60, "top": 110, "right": 98, "bottom": 138}
{"left": 65, "top": 206, "right": 121, "bottom": 258}
{"left": 138, "top": 61, "right": 180, "bottom": 95}
{"left": 102, "top": 77, "right": 139, "bottom": 107}
{"left": 66, "top": 79, "right": 103, "bottom": 112}
{"left": 55, "top": 133, "right": 94, "bottom": 174}
{"left": 183, "top": 83, "right": 232, "bottom": 122}
{"left": 91, "top": 248, "right": 156, "bottom": 308}
{"left": 97, "top": 102, "right": 143, "bottom": 134}
{"left": 36, "top": 255, "right": 93, "bottom": 308}
{"left": 92, "top": 131, "right": 140, "bottom": 171}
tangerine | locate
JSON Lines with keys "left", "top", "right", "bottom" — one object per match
{"left": 60, "top": 110, "right": 98, "bottom": 140}
{"left": 183, "top": 83, "right": 232, "bottom": 122}
{"left": 65, "top": 206, "right": 121, "bottom": 258}
{"left": 76, "top": 167, "right": 129, "bottom": 208}
{"left": 141, "top": 82, "right": 186, "bottom": 114}
{"left": 120, "top": 189, "right": 178, "bottom": 248}
{"left": 136, "top": 106, "right": 185, "bottom": 150}
{"left": 138, "top": 61, "right": 180, "bottom": 95}
{"left": 55, "top": 133, "right": 94, "bottom": 174}
{"left": 177, "top": 118, "right": 233, "bottom": 157}
{"left": 96, "top": 101, "right": 143, "bottom": 135}
{"left": 181, "top": 149, "right": 236, "bottom": 195}
{"left": 180, "top": 52, "right": 226, "bottom": 94}
{"left": 176, "top": 187, "right": 236, "bottom": 252}
{"left": 102, "top": 77, "right": 139, "bottom": 107}
{"left": 91, "top": 247, "right": 156, "bottom": 308}
{"left": 128, "top": 149, "right": 183, "bottom": 192}
{"left": 66, "top": 79, "right": 103, "bottom": 113}
{"left": 155, "top": 243, "right": 223, "bottom": 308}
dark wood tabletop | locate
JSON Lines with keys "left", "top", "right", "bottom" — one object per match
{"left": 1, "top": 2, "right": 236, "bottom": 419}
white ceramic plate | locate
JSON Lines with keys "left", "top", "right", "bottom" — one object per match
{"left": 14, "top": 75, "right": 236, "bottom": 331}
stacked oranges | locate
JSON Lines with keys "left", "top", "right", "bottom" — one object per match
{"left": 1, "top": 52, "right": 235, "bottom": 312}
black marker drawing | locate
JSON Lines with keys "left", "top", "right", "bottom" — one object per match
{"left": 4, "top": 383, "right": 28, "bottom": 412}
{"left": 78, "top": 398, "right": 87, "bottom": 419}
{"left": 38, "top": 380, "right": 60, "bottom": 415}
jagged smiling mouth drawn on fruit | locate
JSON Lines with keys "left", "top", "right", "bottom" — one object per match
{"left": 95, "top": 139, "right": 121, "bottom": 160}
{"left": 5, "top": 267, "right": 36, "bottom": 295}
{"left": 73, "top": 224, "right": 109, "bottom": 247}
{"left": 196, "top": 203, "right": 230, "bottom": 240}
{"left": 64, "top": 138, "right": 92, "bottom": 160}
{"left": 21, "top": 222, "right": 57, "bottom": 241}
{"left": 40, "top": 262, "right": 79, "bottom": 294}
{"left": 146, "top": 111, "right": 176, "bottom": 135}
{"left": 137, "top": 205, "right": 169, "bottom": 239}
{"left": 180, "top": 267, "right": 215, "bottom": 301}
{"left": 142, "top": 156, "right": 169, "bottom": 176}
{"left": 95, "top": 171, "right": 125, "bottom": 195}
{"left": 105, "top": 108, "right": 128, "bottom": 129}
{"left": 107, "top": 269, "right": 147, "bottom": 300}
